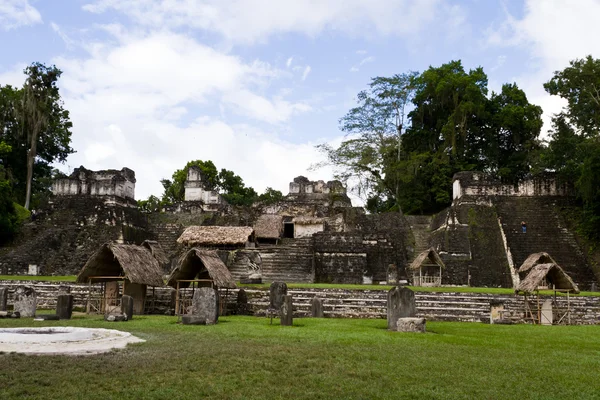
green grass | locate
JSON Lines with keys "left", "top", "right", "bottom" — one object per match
{"left": 0, "top": 275, "right": 76, "bottom": 282}
{"left": 1, "top": 316, "right": 600, "bottom": 399}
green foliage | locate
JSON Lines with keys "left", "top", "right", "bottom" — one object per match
{"left": 542, "top": 56, "right": 600, "bottom": 241}
{"left": 160, "top": 160, "right": 258, "bottom": 207}
{"left": 322, "top": 61, "right": 543, "bottom": 215}
{"left": 137, "top": 195, "right": 162, "bottom": 214}
{"left": 0, "top": 63, "right": 73, "bottom": 209}
{"left": 257, "top": 187, "right": 284, "bottom": 204}
{"left": 544, "top": 55, "right": 600, "bottom": 137}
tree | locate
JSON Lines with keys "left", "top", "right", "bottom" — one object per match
{"left": 0, "top": 141, "right": 20, "bottom": 243}
{"left": 485, "top": 83, "right": 543, "bottom": 182}
{"left": 159, "top": 160, "right": 258, "bottom": 207}
{"left": 258, "top": 187, "right": 284, "bottom": 204}
{"left": 318, "top": 61, "right": 543, "bottom": 215}
{"left": 316, "top": 72, "right": 418, "bottom": 210}
{"left": 544, "top": 55, "right": 600, "bottom": 137}
{"left": 542, "top": 56, "right": 600, "bottom": 240}
{"left": 0, "top": 63, "right": 73, "bottom": 209}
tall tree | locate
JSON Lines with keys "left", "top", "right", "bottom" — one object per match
{"left": 316, "top": 72, "right": 418, "bottom": 210}
{"left": 544, "top": 55, "right": 600, "bottom": 137}
{"left": 0, "top": 63, "right": 73, "bottom": 209}
{"left": 485, "top": 83, "right": 543, "bottom": 182}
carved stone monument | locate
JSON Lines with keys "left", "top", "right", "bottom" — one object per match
{"left": 0, "top": 287, "right": 7, "bottom": 311}
{"left": 121, "top": 295, "right": 134, "bottom": 320}
{"left": 311, "top": 297, "right": 324, "bottom": 318}
{"left": 396, "top": 317, "right": 426, "bottom": 333}
{"left": 186, "top": 287, "right": 219, "bottom": 325}
{"left": 56, "top": 294, "right": 74, "bottom": 320}
{"left": 280, "top": 295, "right": 293, "bottom": 326}
{"left": 541, "top": 299, "right": 553, "bottom": 326}
{"left": 269, "top": 281, "right": 288, "bottom": 311}
{"left": 387, "top": 286, "right": 416, "bottom": 330}
{"left": 14, "top": 286, "right": 37, "bottom": 318}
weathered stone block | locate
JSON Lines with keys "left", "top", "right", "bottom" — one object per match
{"left": 14, "top": 286, "right": 37, "bottom": 318}
{"left": 387, "top": 286, "right": 416, "bottom": 330}
{"left": 121, "top": 295, "right": 134, "bottom": 320}
{"left": 236, "top": 289, "right": 249, "bottom": 316}
{"left": 0, "top": 287, "right": 7, "bottom": 311}
{"left": 280, "top": 295, "right": 293, "bottom": 326}
{"left": 191, "top": 287, "right": 219, "bottom": 325}
{"left": 396, "top": 317, "right": 426, "bottom": 333}
{"left": 311, "top": 297, "right": 324, "bottom": 318}
{"left": 56, "top": 294, "right": 74, "bottom": 320}
{"left": 269, "top": 281, "right": 287, "bottom": 310}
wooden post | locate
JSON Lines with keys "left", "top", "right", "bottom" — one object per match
{"left": 567, "top": 290, "right": 571, "bottom": 325}
{"left": 175, "top": 281, "right": 180, "bottom": 317}
{"left": 536, "top": 291, "right": 540, "bottom": 325}
{"left": 86, "top": 279, "right": 91, "bottom": 314}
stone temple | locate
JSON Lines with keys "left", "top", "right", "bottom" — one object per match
{"left": 0, "top": 167, "right": 598, "bottom": 291}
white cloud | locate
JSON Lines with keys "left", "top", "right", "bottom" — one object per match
{"left": 12, "top": 28, "right": 324, "bottom": 199}
{"left": 301, "top": 65, "right": 311, "bottom": 81}
{"left": 0, "top": 0, "right": 41, "bottom": 30}
{"left": 286, "top": 57, "right": 293, "bottom": 68}
{"left": 82, "top": 0, "right": 464, "bottom": 45}
{"left": 487, "top": 0, "right": 600, "bottom": 135}
{"left": 350, "top": 56, "right": 375, "bottom": 72}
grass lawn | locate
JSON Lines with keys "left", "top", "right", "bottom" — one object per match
{"left": 0, "top": 275, "right": 76, "bottom": 282}
{"left": 1, "top": 316, "right": 599, "bottom": 399}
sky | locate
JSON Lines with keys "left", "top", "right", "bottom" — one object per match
{"left": 1, "top": 0, "right": 600, "bottom": 202}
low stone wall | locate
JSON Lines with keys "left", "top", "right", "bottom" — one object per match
{"left": 1, "top": 281, "right": 599, "bottom": 324}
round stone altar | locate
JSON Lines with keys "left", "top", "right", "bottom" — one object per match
{"left": 0, "top": 327, "right": 145, "bottom": 355}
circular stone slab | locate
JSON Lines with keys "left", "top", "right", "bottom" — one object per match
{"left": 0, "top": 327, "right": 145, "bottom": 355}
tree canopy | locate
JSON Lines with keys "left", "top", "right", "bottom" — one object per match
{"left": 319, "top": 60, "right": 543, "bottom": 214}
{"left": 146, "top": 160, "right": 279, "bottom": 210}
{"left": 0, "top": 63, "right": 73, "bottom": 209}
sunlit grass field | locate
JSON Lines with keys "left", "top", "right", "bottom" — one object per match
{"left": 1, "top": 315, "right": 599, "bottom": 399}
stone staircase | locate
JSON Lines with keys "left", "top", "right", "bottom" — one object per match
{"left": 152, "top": 223, "right": 184, "bottom": 265}
{"left": 257, "top": 237, "right": 315, "bottom": 283}
{"left": 495, "top": 198, "right": 596, "bottom": 290}
{"left": 405, "top": 215, "right": 433, "bottom": 263}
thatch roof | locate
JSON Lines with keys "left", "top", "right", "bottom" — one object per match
{"left": 516, "top": 263, "right": 580, "bottom": 294}
{"left": 408, "top": 248, "right": 445, "bottom": 271}
{"left": 518, "top": 252, "right": 557, "bottom": 273}
{"left": 177, "top": 226, "right": 254, "bottom": 246}
{"left": 76, "top": 243, "right": 165, "bottom": 287}
{"left": 142, "top": 240, "right": 170, "bottom": 267}
{"left": 254, "top": 214, "right": 282, "bottom": 239}
{"left": 167, "top": 248, "right": 237, "bottom": 289}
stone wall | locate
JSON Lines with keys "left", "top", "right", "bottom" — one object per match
{"left": 453, "top": 171, "right": 572, "bottom": 200}
{"left": 313, "top": 212, "right": 412, "bottom": 284}
{"left": 2, "top": 281, "right": 598, "bottom": 325}
{"left": 52, "top": 166, "right": 136, "bottom": 202}
{"left": 0, "top": 195, "right": 149, "bottom": 275}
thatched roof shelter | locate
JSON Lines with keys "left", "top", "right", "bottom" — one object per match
{"left": 408, "top": 248, "right": 445, "bottom": 271}
{"left": 254, "top": 214, "right": 282, "bottom": 239}
{"left": 167, "top": 248, "right": 237, "bottom": 289}
{"left": 518, "top": 252, "right": 557, "bottom": 273}
{"left": 142, "top": 240, "right": 170, "bottom": 268}
{"left": 516, "top": 263, "right": 580, "bottom": 294}
{"left": 76, "top": 242, "right": 165, "bottom": 287}
{"left": 177, "top": 226, "right": 254, "bottom": 247}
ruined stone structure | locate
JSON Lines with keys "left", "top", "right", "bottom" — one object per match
{"left": 431, "top": 172, "right": 597, "bottom": 290}
{"left": 0, "top": 167, "right": 149, "bottom": 276}
{"left": 52, "top": 166, "right": 136, "bottom": 206}
{"left": 1, "top": 167, "right": 597, "bottom": 291}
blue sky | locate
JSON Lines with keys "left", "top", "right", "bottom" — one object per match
{"left": 1, "top": 0, "right": 599, "bottom": 201}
